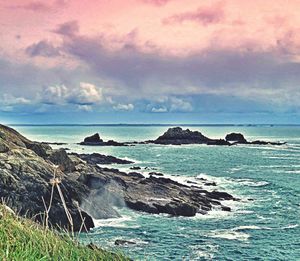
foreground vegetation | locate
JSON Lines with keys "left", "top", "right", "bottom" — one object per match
{"left": 0, "top": 205, "right": 128, "bottom": 261}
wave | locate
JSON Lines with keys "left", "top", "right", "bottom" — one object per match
{"left": 207, "top": 230, "right": 250, "bottom": 241}
{"left": 281, "top": 224, "right": 299, "bottom": 230}
{"left": 93, "top": 214, "right": 139, "bottom": 229}
{"left": 232, "top": 225, "right": 272, "bottom": 231}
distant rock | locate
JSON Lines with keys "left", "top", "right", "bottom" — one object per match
{"left": 251, "top": 140, "right": 286, "bottom": 146}
{"left": 150, "top": 127, "right": 211, "bottom": 145}
{"left": 147, "top": 127, "right": 285, "bottom": 146}
{"left": 79, "top": 133, "right": 127, "bottom": 146}
{"left": 225, "top": 133, "right": 247, "bottom": 143}
{"left": 82, "top": 133, "right": 103, "bottom": 144}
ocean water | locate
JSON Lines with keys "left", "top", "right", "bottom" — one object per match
{"left": 14, "top": 125, "right": 300, "bottom": 260}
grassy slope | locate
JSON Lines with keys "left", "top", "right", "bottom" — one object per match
{"left": 0, "top": 206, "right": 128, "bottom": 261}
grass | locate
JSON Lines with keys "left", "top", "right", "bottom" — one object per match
{"left": 0, "top": 205, "right": 129, "bottom": 261}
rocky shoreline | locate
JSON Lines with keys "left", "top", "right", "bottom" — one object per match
{"left": 0, "top": 124, "right": 243, "bottom": 232}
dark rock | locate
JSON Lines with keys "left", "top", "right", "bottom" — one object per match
{"left": 207, "top": 139, "right": 230, "bottom": 146}
{"left": 251, "top": 140, "right": 285, "bottom": 146}
{"left": 130, "top": 166, "right": 141, "bottom": 170}
{"left": 148, "top": 127, "right": 286, "bottom": 147}
{"left": 225, "top": 133, "right": 248, "bottom": 143}
{"left": 83, "top": 133, "right": 103, "bottom": 144}
{"left": 127, "top": 172, "right": 145, "bottom": 179}
{"left": 152, "top": 127, "right": 211, "bottom": 145}
{"left": 206, "top": 191, "right": 234, "bottom": 200}
{"left": 48, "top": 149, "right": 76, "bottom": 172}
{"left": 80, "top": 133, "right": 127, "bottom": 146}
{"left": 0, "top": 143, "right": 9, "bottom": 153}
{"left": 221, "top": 205, "right": 231, "bottom": 211}
{"left": 115, "top": 239, "right": 136, "bottom": 246}
{"left": 42, "top": 142, "right": 67, "bottom": 145}
{"left": 149, "top": 172, "right": 164, "bottom": 177}
{"left": 26, "top": 142, "right": 51, "bottom": 158}
{"left": 204, "top": 182, "right": 217, "bottom": 186}
{"left": 70, "top": 152, "right": 134, "bottom": 165}
{"left": 0, "top": 124, "right": 94, "bottom": 232}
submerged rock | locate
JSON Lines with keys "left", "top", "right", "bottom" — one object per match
{"left": 115, "top": 239, "right": 136, "bottom": 246}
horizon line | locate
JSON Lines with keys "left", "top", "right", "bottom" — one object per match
{"left": 6, "top": 123, "right": 300, "bottom": 127}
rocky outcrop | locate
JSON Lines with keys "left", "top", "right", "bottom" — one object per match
{"left": 69, "top": 152, "right": 134, "bottom": 165}
{"left": 151, "top": 127, "right": 211, "bottom": 145}
{"left": 78, "top": 167, "right": 237, "bottom": 217}
{"left": 225, "top": 133, "right": 247, "bottom": 143}
{"left": 147, "top": 127, "right": 285, "bottom": 146}
{"left": 0, "top": 124, "right": 238, "bottom": 229}
{"left": 225, "top": 132, "right": 285, "bottom": 145}
{"left": 80, "top": 133, "right": 126, "bottom": 146}
{"left": 0, "top": 124, "right": 94, "bottom": 231}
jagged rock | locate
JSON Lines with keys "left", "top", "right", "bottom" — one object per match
{"left": 147, "top": 127, "right": 285, "bottom": 147}
{"left": 0, "top": 124, "right": 94, "bottom": 232}
{"left": 70, "top": 152, "right": 133, "bottom": 165}
{"left": 152, "top": 127, "right": 211, "bottom": 145}
{"left": 0, "top": 143, "right": 9, "bottom": 153}
{"left": 48, "top": 149, "right": 76, "bottom": 172}
{"left": 26, "top": 143, "right": 51, "bottom": 158}
{"left": 84, "top": 133, "right": 103, "bottom": 144}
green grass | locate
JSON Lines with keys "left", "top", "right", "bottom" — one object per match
{"left": 0, "top": 205, "right": 129, "bottom": 261}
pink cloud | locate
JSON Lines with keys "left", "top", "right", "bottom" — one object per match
{"left": 163, "top": 2, "right": 225, "bottom": 26}
{"left": 141, "top": 0, "right": 173, "bottom": 6}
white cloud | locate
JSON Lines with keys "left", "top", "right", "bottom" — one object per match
{"left": 151, "top": 106, "right": 168, "bottom": 112}
{"left": 113, "top": 103, "right": 134, "bottom": 111}
{"left": 42, "top": 84, "right": 69, "bottom": 104}
{"left": 69, "top": 82, "right": 102, "bottom": 105}
{"left": 41, "top": 82, "right": 103, "bottom": 105}
{"left": 169, "top": 97, "right": 193, "bottom": 112}
{"left": 77, "top": 105, "right": 93, "bottom": 111}
{"left": 0, "top": 94, "right": 31, "bottom": 112}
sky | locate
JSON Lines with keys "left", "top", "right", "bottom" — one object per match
{"left": 0, "top": 0, "right": 300, "bottom": 124}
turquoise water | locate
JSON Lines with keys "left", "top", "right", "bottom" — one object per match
{"left": 15, "top": 125, "right": 300, "bottom": 260}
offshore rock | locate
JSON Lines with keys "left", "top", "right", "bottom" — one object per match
{"left": 80, "top": 133, "right": 127, "bottom": 146}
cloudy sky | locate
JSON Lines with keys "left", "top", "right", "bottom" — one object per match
{"left": 1, "top": 0, "right": 300, "bottom": 124}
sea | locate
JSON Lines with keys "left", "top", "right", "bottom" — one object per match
{"left": 12, "top": 125, "right": 300, "bottom": 260}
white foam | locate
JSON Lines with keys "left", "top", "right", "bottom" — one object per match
{"left": 237, "top": 179, "right": 269, "bottom": 187}
{"left": 281, "top": 224, "right": 299, "bottom": 230}
{"left": 232, "top": 225, "right": 272, "bottom": 231}
{"left": 93, "top": 214, "right": 139, "bottom": 228}
{"left": 207, "top": 230, "right": 250, "bottom": 241}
